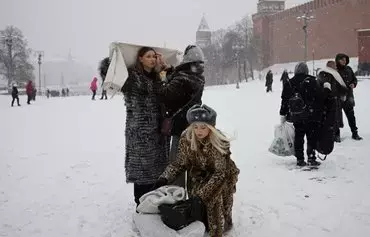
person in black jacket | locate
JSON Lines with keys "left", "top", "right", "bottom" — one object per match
{"left": 99, "top": 57, "right": 110, "bottom": 100}
{"left": 155, "top": 45, "right": 205, "bottom": 188}
{"left": 317, "top": 61, "right": 348, "bottom": 142}
{"left": 11, "top": 84, "right": 21, "bottom": 107}
{"left": 280, "top": 62, "right": 321, "bottom": 167}
{"left": 335, "top": 53, "right": 362, "bottom": 140}
{"left": 265, "top": 70, "right": 273, "bottom": 92}
{"left": 280, "top": 70, "right": 289, "bottom": 85}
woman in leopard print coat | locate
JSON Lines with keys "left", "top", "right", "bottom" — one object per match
{"left": 157, "top": 104, "right": 239, "bottom": 237}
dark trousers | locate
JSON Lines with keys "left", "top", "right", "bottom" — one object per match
{"left": 92, "top": 90, "right": 96, "bottom": 100}
{"left": 266, "top": 85, "right": 272, "bottom": 92}
{"left": 100, "top": 90, "right": 108, "bottom": 100}
{"left": 294, "top": 122, "right": 318, "bottom": 161}
{"left": 11, "top": 95, "right": 20, "bottom": 106}
{"left": 27, "top": 94, "right": 32, "bottom": 104}
{"left": 169, "top": 135, "right": 186, "bottom": 188}
{"left": 134, "top": 183, "right": 155, "bottom": 206}
{"left": 342, "top": 103, "right": 358, "bottom": 133}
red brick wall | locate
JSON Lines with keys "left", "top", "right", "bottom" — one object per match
{"left": 266, "top": 0, "right": 370, "bottom": 65}
{"left": 358, "top": 30, "right": 370, "bottom": 63}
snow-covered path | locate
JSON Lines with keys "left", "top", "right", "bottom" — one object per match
{"left": 1, "top": 79, "right": 370, "bottom": 237}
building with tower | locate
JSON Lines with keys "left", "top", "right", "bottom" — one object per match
{"left": 196, "top": 15, "right": 212, "bottom": 48}
{"left": 253, "top": 0, "right": 370, "bottom": 69}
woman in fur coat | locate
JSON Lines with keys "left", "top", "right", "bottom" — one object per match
{"left": 153, "top": 104, "right": 239, "bottom": 237}
{"left": 120, "top": 47, "right": 170, "bottom": 207}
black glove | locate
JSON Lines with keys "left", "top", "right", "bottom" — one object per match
{"left": 190, "top": 196, "right": 207, "bottom": 223}
{"left": 152, "top": 177, "right": 168, "bottom": 190}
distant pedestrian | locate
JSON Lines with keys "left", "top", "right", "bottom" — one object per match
{"left": 90, "top": 77, "right": 98, "bottom": 100}
{"left": 11, "top": 83, "right": 21, "bottom": 107}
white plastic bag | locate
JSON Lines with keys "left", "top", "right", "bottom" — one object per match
{"left": 269, "top": 122, "right": 295, "bottom": 156}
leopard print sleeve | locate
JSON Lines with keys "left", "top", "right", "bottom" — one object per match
{"left": 160, "top": 136, "right": 190, "bottom": 182}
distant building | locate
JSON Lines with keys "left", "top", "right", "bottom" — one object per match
{"left": 252, "top": 0, "right": 370, "bottom": 69}
{"left": 196, "top": 15, "right": 212, "bottom": 48}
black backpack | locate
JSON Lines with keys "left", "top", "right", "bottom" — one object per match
{"left": 288, "top": 77, "right": 318, "bottom": 123}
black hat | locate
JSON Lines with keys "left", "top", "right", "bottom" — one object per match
{"left": 186, "top": 104, "right": 217, "bottom": 126}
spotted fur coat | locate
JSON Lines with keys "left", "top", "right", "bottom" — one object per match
{"left": 160, "top": 135, "right": 239, "bottom": 236}
{"left": 123, "top": 68, "right": 170, "bottom": 185}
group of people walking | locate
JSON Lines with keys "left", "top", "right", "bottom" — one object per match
{"left": 10, "top": 80, "right": 36, "bottom": 107}
{"left": 279, "top": 53, "right": 362, "bottom": 166}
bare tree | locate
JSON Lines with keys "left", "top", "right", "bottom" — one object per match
{"left": 0, "top": 26, "right": 34, "bottom": 87}
{"left": 235, "top": 15, "right": 259, "bottom": 81}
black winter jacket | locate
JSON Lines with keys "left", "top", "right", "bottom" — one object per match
{"left": 335, "top": 53, "right": 357, "bottom": 98}
{"left": 280, "top": 74, "right": 322, "bottom": 122}
{"left": 155, "top": 63, "right": 205, "bottom": 136}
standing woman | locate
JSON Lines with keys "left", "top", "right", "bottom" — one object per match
{"left": 122, "top": 47, "right": 170, "bottom": 207}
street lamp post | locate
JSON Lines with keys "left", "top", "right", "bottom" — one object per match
{"left": 232, "top": 44, "right": 242, "bottom": 89}
{"left": 35, "top": 51, "right": 44, "bottom": 95}
{"left": 297, "top": 12, "right": 315, "bottom": 62}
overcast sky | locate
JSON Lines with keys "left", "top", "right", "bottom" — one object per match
{"left": 0, "top": 0, "right": 309, "bottom": 67}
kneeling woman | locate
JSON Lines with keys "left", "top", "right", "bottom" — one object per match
{"left": 154, "top": 104, "right": 239, "bottom": 236}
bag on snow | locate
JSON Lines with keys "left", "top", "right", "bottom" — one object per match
{"left": 158, "top": 197, "right": 207, "bottom": 231}
{"left": 269, "top": 122, "right": 295, "bottom": 156}
{"left": 133, "top": 213, "right": 205, "bottom": 237}
{"left": 136, "top": 185, "right": 186, "bottom": 214}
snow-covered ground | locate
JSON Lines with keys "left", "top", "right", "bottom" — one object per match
{"left": 1, "top": 78, "right": 370, "bottom": 237}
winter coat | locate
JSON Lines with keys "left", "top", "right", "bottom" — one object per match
{"left": 317, "top": 67, "right": 349, "bottom": 129}
{"left": 26, "top": 82, "right": 33, "bottom": 95}
{"left": 12, "top": 86, "right": 19, "bottom": 97}
{"left": 280, "top": 73, "right": 323, "bottom": 122}
{"left": 335, "top": 53, "right": 357, "bottom": 100}
{"left": 160, "top": 135, "right": 240, "bottom": 236}
{"left": 90, "top": 78, "right": 98, "bottom": 91}
{"left": 280, "top": 71, "right": 289, "bottom": 84}
{"left": 122, "top": 68, "right": 170, "bottom": 185}
{"left": 155, "top": 63, "right": 205, "bottom": 136}
{"left": 265, "top": 71, "right": 273, "bottom": 87}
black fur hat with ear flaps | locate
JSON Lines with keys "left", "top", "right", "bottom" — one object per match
{"left": 186, "top": 104, "right": 217, "bottom": 126}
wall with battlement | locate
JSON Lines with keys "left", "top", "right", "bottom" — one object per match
{"left": 255, "top": 0, "right": 370, "bottom": 67}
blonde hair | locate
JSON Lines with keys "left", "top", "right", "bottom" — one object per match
{"left": 185, "top": 123, "right": 231, "bottom": 155}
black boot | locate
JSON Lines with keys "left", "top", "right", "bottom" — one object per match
{"left": 307, "top": 154, "right": 321, "bottom": 166}
{"left": 297, "top": 160, "right": 307, "bottom": 167}
{"left": 352, "top": 131, "right": 363, "bottom": 141}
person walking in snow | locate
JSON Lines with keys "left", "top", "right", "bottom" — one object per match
{"left": 121, "top": 47, "right": 170, "bottom": 207}
{"left": 265, "top": 70, "right": 273, "bottom": 92}
{"left": 99, "top": 57, "right": 110, "bottom": 100}
{"left": 26, "top": 80, "right": 34, "bottom": 104}
{"left": 335, "top": 53, "right": 363, "bottom": 140}
{"left": 280, "top": 70, "right": 289, "bottom": 85}
{"left": 153, "top": 104, "right": 239, "bottom": 236}
{"left": 11, "top": 83, "right": 21, "bottom": 107}
{"left": 317, "top": 61, "right": 348, "bottom": 143}
{"left": 90, "top": 77, "right": 98, "bottom": 100}
{"left": 154, "top": 45, "right": 205, "bottom": 188}
{"left": 280, "top": 62, "right": 321, "bottom": 167}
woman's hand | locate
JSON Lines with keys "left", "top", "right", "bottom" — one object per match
{"left": 156, "top": 53, "right": 170, "bottom": 70}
